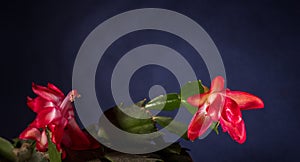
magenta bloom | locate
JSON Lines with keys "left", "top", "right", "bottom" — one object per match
{"left": 187, "top": 76, "right": 264, "bottom": 143}
{"left": 19, "top": 83, "right": 100, "bottom": 157}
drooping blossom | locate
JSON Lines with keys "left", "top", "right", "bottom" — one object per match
{"left": 187, "top": 76, "right": 264, "bottom": 143}
{"left": 19, "top": 83, "right": 100, "bottom": 157}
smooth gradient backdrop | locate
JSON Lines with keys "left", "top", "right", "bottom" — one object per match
{"left": 1, "top": 0, "right": 299, "bottom": 161}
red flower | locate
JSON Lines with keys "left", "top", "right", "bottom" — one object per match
{"left": 187, "top": 76, "right": 264, "bottom": 143}
{"left": 19, "top": 83, "right": 100, "bottom": 157}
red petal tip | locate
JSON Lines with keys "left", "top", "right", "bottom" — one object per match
{"left": 226, "top": 91, "right": 264, "bottom": 110}
{"left": 27, "top": 96, "right": 32, "bottom": 101}
{"left": 211, "top": 76, "right": 225, "bottom": 92}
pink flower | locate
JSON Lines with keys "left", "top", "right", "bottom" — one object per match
{"left": 19, "top": 83, "right": 100, "bottom": 157}
{"left": 187, "top": 76, "right": 264, "bottom": 143}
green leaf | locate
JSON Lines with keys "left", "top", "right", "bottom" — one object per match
{"left": 180, "top": 80, "right": 205, "bottom": 100}
{"left": 158, "top": 142, "right": 193, "bottom": 162}
{"left": 104, "top": 152, "right": 163, "bottom": 162}
{"left": 145, "top": 93, "right": 181, "bottom": 111}
{"left": 46, "top": 129, "right": 61, "bottom": 162}
{"left": 95, "top": 104, "right": 159, "bottom": 145}
{"left": 114, "top": 103, "right": 156, "bottom": 134}
{"left": 161, "top": 142, "right": 182, "bottom": 154}
{"left": 153, "top": 116, "right": 188, "bottom": 140}
{"left": 0, "top": 137, "right": 17, "bottom": 162}
{"left": 180, "top": 80, "right": 205, "bottom": 114}
{"left": 102, "top": 142, "right": 193, "bottom": 162}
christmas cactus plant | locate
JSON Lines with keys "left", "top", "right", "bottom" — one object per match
{"left": 0, "top": 76, "right": 264, "bottom": 162}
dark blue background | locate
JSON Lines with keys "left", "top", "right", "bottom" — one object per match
{"left": 1, "top": 0, "right": 299, "bottom": 161}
